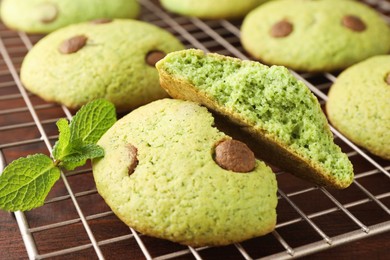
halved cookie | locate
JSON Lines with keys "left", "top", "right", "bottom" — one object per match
{"left": 156, "top": 49, "right": 354, "bottom": 189}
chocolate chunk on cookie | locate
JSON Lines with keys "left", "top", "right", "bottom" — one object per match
{"left": 58, "top": 35, "right": 88, "bottom": 54}
{"left": 270, "top": 20, "right": 293, "bottom": 38}
{"left": 214, "top": 139, "right": 255, "bottom": 172}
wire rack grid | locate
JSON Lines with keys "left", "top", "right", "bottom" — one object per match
{"left": 0, "top": 0, "right": 389, "bottom": 259}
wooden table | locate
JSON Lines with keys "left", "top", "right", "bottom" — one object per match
{"left": 1, "top": 209, "right": 390, "bottom": 259}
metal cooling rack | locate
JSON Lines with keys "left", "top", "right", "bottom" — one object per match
{"left": 0, "top": 0, "right": 390, "bottom": 259}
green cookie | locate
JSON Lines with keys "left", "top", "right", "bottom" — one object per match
{"left": 327, "top": 55, "right": 390, "bottom": 160}
{"left": 156, "top": 49, "right": 354, "bottom": 189}
{"left": 92, "top": 98, "right": 278, "bottom": 246}
{"left": 0, "top": 0, "right": 139, "bottom": 34}
{"left": 20, "top": 19, "right": 184, "bottom": 112}
{"left": 241, "top": 0, "right": 390, "bottom": 72}
{"left": 160, "top": 0, "right": 269, "bottom": 19}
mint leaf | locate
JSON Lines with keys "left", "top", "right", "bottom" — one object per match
{"left": 0, "top": 154, "right": 60, "bottom": 211}
{"left": 0, "top": 99, "right": 117, "bottom": 212}
{"left": 69, "top": 99, "right": 116, "bottom": 145}
{"left": 53, "top": 99, "right": 116, "bottom": 167}
{"left": 52, "top": 118, "right": 71, "bottom": 161}
{"left": 60, "top": 144, "right": 104, "bottom": 170}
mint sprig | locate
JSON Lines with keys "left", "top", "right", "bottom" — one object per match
{"left": 53, "top": 99, "right": 116, "bottom": 170}
{"left": 0, "top": 99, "right": 116, "bottom": 212}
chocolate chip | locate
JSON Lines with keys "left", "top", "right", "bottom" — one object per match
{"left": 90, "top": 18, "right": 113, "bottom": 24}
{"left": 58, "top": 35, "right": 88, "bottom": 54}
{"left": 385, "top": 73, "right": 390, "bottom": 85}
{"left": 270, "top": 20, "right": 293, "bottom": 38}
{"left": 214, "top": 139, "right": 256, "bottom": 173}
{"left": 146, "top": 51, "right": 166, "bottom": 67}
{"left": 342, "top": 15, "right": 366, "bottom": 32}
{"left": 126, "top": 144, "right": 138, "bottom": 175}
{"left": 37, "top": 3, "right": 58, "bottom": 24}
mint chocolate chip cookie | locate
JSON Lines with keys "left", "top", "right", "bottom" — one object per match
{"left": 156, "top": 49, "right": 354, "bottom": 189}
{"left": 21, "top": 19, "right": 184, "bottom": 112}
{"left": 327, "top": 55, "right": 390, "bottom": 160}
{"left": 241, "top": 0, "right": 390, "bottom": 72}
{"left": 0, "top": 0, "right": 139, "bottom": 34}
{"left": 92, "top": 99, "right": 278, "bottom": 246}
{"left": 160, "top": 0, "right": 269, "bottom": 19}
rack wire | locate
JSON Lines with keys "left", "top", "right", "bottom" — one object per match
{"left": 0, "top": 0, "right": 389, "bottom": 259}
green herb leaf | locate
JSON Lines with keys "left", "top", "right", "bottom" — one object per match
{"left": 0, "top": 154, "right": 60, "bottom": 211}
{"left": 69, "top": 99, "right": 116, "bottom": 145}
{"left": 53, "top": 99, "right": 116, "bottom": 167}
{"left": 60, "top": 144, "right": 105, "bottom": 171}
{"left": 52, "top": 118, "right": 71, "bottom": 161}
{"left": 0, "top": 99, "right": 117, "bottom": 212}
